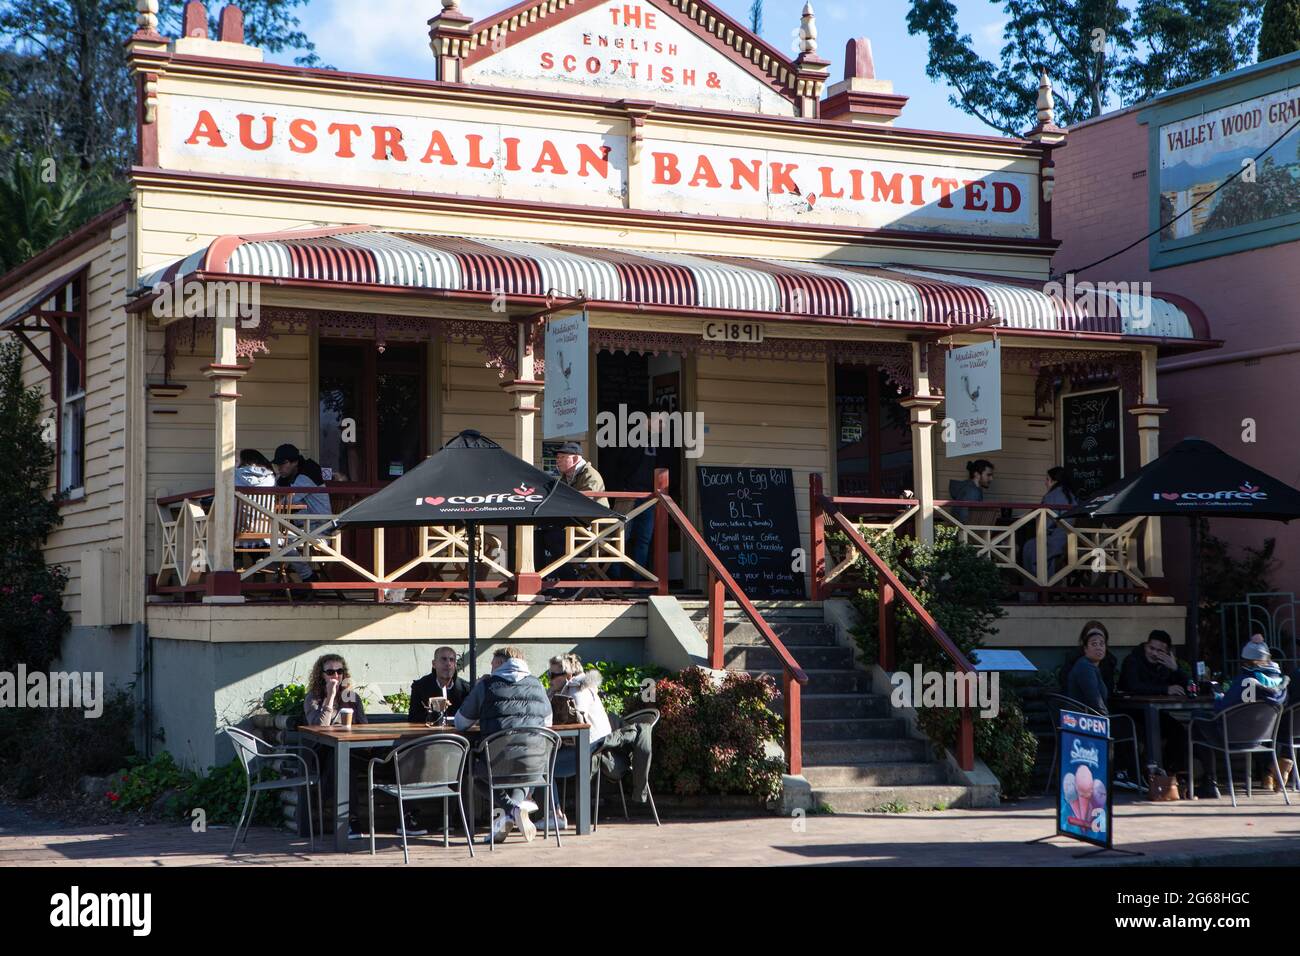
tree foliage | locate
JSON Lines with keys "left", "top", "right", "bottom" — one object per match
{"left": 0, "top": 338, "right": 69, "bottom": 673}
{"left": 907, "top": 0, "right": 1264, "bottom": 135}
{"left": 1259, "top": 0, "right": 1300, "bottom": 59}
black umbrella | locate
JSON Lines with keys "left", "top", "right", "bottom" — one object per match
{"left": 334, "top": 430, "right": 620, "bottom": 680}
{"left": 1067, "top": 437, "right": 1300, "bottom": 664}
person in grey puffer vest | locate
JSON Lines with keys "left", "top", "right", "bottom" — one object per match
{"left": 455, "top": 646, "right": 553, "bottom": 843}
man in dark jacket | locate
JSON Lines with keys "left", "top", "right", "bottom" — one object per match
{"left": 409, "top": 646, "right": 471, "bottom": 723}
{"left": 455, "top": 646, "right": 552, "bottom": 844}
{"left": 1119, "top": 630, "right": 1190, "bottom": 697}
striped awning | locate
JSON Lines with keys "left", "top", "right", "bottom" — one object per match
{"left": 139, "top": 226, "right": 1206, "bottom": 341}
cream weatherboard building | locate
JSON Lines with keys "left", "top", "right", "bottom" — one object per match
{"left": 0, "top": 0, "right": 1210, "bottom": 785}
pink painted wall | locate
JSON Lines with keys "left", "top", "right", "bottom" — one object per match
{"left": 1052, "top": 108, "right": 1300, "bottom": 605}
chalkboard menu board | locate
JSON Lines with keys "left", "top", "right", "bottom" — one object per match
{"left": 1061, "top": 389, "right": 1123, "bottom": 498}
{"left": 695, "top": 466, "right": 805, "bottom": 599}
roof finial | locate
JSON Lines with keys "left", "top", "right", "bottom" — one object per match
{"left": 798, "top": 3, "right": 818, "bottom": 56}
{"left": 441, "top": 0, "right": 459, "bottom": 8}
{"left": 1036, "top": 69, "right": 1055, "bottom": 127}
{"left": 844, "top": 37, "right": 875, "bottom": 80}
{"left": 136, "top": 0, "right": 159, "bottom": 33}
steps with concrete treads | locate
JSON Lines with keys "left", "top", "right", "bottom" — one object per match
{"left": 680, "top": 600, "right": 976, "bottom": 812}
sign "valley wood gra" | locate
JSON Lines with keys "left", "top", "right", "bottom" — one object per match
{"left": 159, "top": 96, "right": 1037, "bottom": 237}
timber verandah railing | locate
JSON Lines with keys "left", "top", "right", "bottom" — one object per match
{"left": 153, "top": 477, "right": 668, "bottom": 598}
{"left": 153, "top": 470, "right": 808, "bottom": 773}
{"left": 809, "top": 475, "right": 1156, "bottom": 603}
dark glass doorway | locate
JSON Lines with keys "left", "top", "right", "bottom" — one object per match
{"left": 834, "top": 364, "right": 913, "bottom": 497}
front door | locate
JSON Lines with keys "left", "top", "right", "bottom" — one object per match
{"left": 834, "top": 364, "right": 913, "bottom": 498}
{"left": 317, "top": 340, "right": 429, "bottom": 582}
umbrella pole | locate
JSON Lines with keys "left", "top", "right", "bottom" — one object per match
{"left": 1186, "top": 517, "right": 1200, "bottom": 668}
{"left": 468, "top": 520, "right": 478, "bottom": 684}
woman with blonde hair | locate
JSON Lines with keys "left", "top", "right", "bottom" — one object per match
{"left": 544, "top": 653, "right": 612, "bottom": 830}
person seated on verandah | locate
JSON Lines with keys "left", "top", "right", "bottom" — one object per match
{"left": 542, "top": 653, "right": 612, "bottom": 830}
{"left": 1190, "top": 641, "right": 1291, "bottom": 799}
{"left": 1020, "top": 466, "right": 1078, "bottom": 578}
{"left": 1066, "top": 622, "right": 1113, "bottom": 715}
{"left": 236, "top": 448, "right": 276, "bottom": 488}
{"left": 454, "top": 646, "right": 553, "bottom": 845}
{"left": 272, "top": 443, "right": 332, "bottom": 597}
{"left": 540, "top": 441, "right": 609, "bottom": 597}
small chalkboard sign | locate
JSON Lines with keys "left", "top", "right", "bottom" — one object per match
{"left": 1060, "top": 388, "right": 1123, "bottom": 498}
{"left": 695, "top": 466, "right": 805, "bottom": 599}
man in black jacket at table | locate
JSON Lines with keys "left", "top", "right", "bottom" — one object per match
{"left": 1119, "top": 630, "right": 1190, "bottom": 697}
{"left": 409, "top": 646, "right": 472, "bottom": 724}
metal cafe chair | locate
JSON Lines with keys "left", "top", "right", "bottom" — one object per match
{"left": 1281, "top": 702, "right": 1300, "bottom": 793}
{"left": 223, "top": 726, "right": 322, "bottom": 855}
{"left": 367, "top": 734, "right": 474, "bottom": 863}
{"left": 594, "top": 708, "right": 662, "bottom": 829}
{"left": 1187, "top": 701, "right": 1290, "bottom": 808}
{"left": 1042, "top": 693, "right": 1145, "bottom": 795}
{"left": 473, "top": 727, "right": 562, "bottom": 850}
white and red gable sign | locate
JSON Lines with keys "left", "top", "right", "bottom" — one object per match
{"left": 461, "top": 0, "right": 798, "bottom": 115}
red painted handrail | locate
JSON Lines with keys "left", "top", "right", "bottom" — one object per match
{"left": 654, "top": 489, "right": 807, "bottom": 775}
{"left": 816, "top": 486, "right": 976, "bottom": 772}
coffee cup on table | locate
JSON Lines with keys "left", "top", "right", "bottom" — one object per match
{"left": 339, "top": 708, "right": 354, "bottom": 728}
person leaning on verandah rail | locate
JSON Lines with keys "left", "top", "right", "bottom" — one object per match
{"left": 540, "top": 440, "right": 609, "bottom": 596}
{"left": 454, "top": 646, "right": 552, "bottom": 845}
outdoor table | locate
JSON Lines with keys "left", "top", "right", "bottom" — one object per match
{"left": 1110, "top": 694, "right": 1215, "bottom": 770}
{"left": 297, "top": 721, "right": 592, "bottom": 851}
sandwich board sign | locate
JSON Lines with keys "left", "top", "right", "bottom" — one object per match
{"left": 1056, "top": 709, "right": 1113, "bottom": 850}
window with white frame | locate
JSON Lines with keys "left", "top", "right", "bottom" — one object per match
{"left": 55, "top": 279, "right": 85, "bottom": 494}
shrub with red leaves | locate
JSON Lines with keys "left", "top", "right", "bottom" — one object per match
{"left": 650, "top": 668, "right": 785, "bottom": 799}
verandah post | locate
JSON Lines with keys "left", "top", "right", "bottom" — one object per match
{"left": 878, "top": 582, "right": 896, "bottom": 672}
{"left": 202, "top": 305, "right": 246, "bottom": 603}
{"left": 783, "top": 669, "right": 803, "bottom": 775}
{"left": 957, "top": 706, "right": 975, "bottom": 772}
{"left": 809, "top": 472, "right": 825, "bottom": 600}
{"left": 653, "top": 467, "right": 669, "bottom": 596}
{"left": 707, "top": 568, "right": 725, "bottom": 670}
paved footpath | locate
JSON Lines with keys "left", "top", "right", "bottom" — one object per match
{"left": 1, "top": 796, "right": 1296, "bottom": 866}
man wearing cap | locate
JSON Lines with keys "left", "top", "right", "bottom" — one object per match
{"left": 272, "top": 443, "right": 332, "bottom": 593}
{"left": 555, "top": 441, "right": 608, "bottom": 507}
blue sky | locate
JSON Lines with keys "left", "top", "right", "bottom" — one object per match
{"left": 295, "top": 0, "right": 1013, "bottom": 136}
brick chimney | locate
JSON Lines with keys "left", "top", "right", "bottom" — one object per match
{"left": 820, "top": 38, "right": 908, "bottom": 126}
{"left": 171, "top": 3, "right": 263, "bottom": 62}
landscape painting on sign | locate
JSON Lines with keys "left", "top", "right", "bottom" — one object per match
{"left": 1158, "top": 87, "right": 1300, "bottom": 241}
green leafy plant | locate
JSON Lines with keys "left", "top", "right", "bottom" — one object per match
{"left": 651, "top": 667, "right": 786, "bottom": 800}
{"left": 0, "top": 338, "right": 70, "bottom": 674}
{"left": 538, "top": 660, "right": 668, "bottom": 716}
{"left": 105, "top": 751, "right": 280, "bottom": 826}
{"left": 847, "top": 527, "right": 1037, "bottom": 798}
{"left": 262, "top": 683, "right": 306, "bottom": 717}
{"left": 383, "top": 691, "right": 411, "bottom": 714}
{"left": 0, "top": 689, "right": 136, "bottom": 798}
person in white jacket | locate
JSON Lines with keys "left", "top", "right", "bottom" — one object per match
{"left": 545, "top": 654, "right": 611, "bottom": 829}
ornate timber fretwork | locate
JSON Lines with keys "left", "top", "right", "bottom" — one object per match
{"left": 920, "top": 343, "right": 1141, "bottom": 408}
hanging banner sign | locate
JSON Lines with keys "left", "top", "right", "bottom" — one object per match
{"left": 544, "top": 309, "right": 588, "bottom": 439}
{"left": 1056, "top": 709, "right": 1113, "bottom": 850}
{"left": 944, "top": 339, "right": 1001, "bottom": 457}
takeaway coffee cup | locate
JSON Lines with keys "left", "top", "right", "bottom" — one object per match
{"left": 339, "top": 708, "right": 354, "bottom": 728}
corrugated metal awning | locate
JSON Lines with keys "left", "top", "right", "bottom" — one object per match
{"left": 137, "top": 226, "right": 1207, "bottom": 341}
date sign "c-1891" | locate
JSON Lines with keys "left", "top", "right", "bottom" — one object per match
{"left": 703, "top": 321, "right": 763, "bottom": 344}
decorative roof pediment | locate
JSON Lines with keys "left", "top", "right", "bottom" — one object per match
{"left": 449, "top": 0, "right": 815, "bottom": 115}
